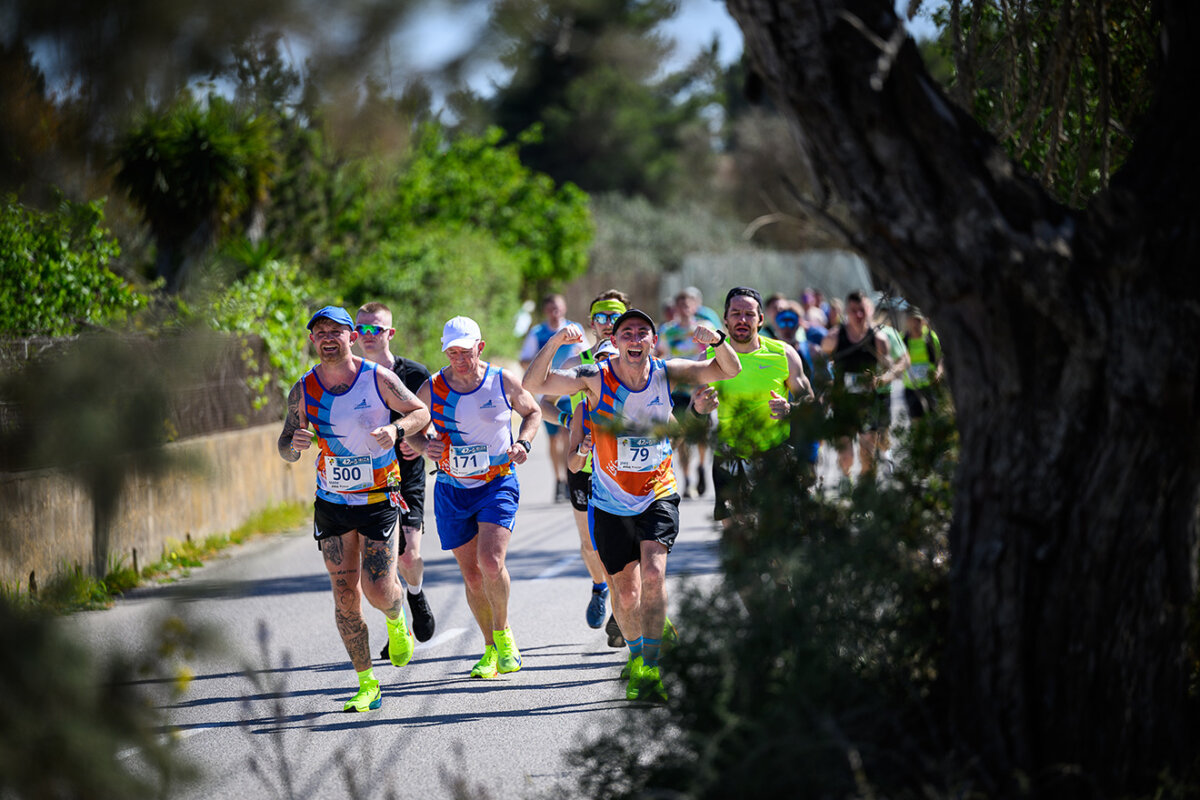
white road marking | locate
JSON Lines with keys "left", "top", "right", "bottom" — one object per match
{"left": 533, "top": 555, "right": 578, "bottom": 581}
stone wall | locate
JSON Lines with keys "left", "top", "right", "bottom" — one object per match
{"left": 0, "top": 423, "right": 314, "bottom": 586}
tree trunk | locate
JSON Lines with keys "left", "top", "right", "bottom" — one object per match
{"left": 723, "top": 0, "right": 1200, "bottom": 794}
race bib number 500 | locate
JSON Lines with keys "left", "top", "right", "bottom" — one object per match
{"left": 617, "top": 436, "right": 664, "bottom": 472}
{"left": 447, "top": 443, "right": 490, "bottom": 478}
{"left": 326, "top": 455, "right": 373, "bottom": 492}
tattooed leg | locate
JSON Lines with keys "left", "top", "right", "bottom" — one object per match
{"left": 322, "top": 534, "right": 371, "bottom": 671}
{"left": 361, "top": 534, "right": 404, "bottom": 619}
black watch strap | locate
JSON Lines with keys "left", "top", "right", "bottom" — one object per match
{"left": 714, "top": 330, "right": 727, "bottom": 347}
{"left": 517, "top": 439, "right": 532, "bottom": 453}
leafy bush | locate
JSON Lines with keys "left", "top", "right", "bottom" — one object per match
{"left": 378, "top": 125, "right": 593, "bottom": 296}
{"left": 339, "top": 226, "right": 525, "bottom": 368}
{"left": 200, "top": 258, "right": 328, "bottom": 405}
{"left": 572, "top": 406, "right": 961, "bottom": 799}
{"left": 0, "top": 195, "right": 147, "bottom": 335}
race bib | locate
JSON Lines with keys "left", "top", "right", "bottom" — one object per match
{"left": 326, "top": 455, "right": 373, "bottom": 492}
{"left": 447, "top": 443, "right": 490, "bottom": 478}
{"left": 844, "top": 372, "right": 871, "bottom": 394}
{"left": 617, "top": 436, "right": 664, "bottom": 472}
{"left": 909, "top": 364, "right": 931, "bottom": 383}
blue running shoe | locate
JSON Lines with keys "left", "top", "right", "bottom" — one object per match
{"left": 586, "top": 587, "right": 609, "bottom": 629}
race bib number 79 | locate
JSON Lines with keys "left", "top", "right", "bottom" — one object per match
{"left": 617, "top": 436, "right": 664, "bottom": 472}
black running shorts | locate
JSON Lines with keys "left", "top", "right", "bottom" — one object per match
{"left": 592, "top": 497, "right": 680, "bottom": 575}
{"left": 567, "top": 468, "right": 591, "bottom": 512}
{"left": 396, "top": 456, "right": 427, "bottom": 530}
{"left": 313, "top": 497, "right": 398, "bottom": 548}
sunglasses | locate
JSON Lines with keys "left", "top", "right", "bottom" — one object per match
{"left": 355, "top": 324, "right": 390, "bottom": 336}
{"left": 592, "top": 312, "right": 622, "bottom": 326}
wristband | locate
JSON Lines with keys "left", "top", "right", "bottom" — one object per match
{"left": 558, "top": 409, "right": 572, "bottom": 428}
{"left": 575, "top": 444, "right": 590, "bottom": 457}
{"left": 517, "top": 439, "right": 532, "bottom": 453}
{"left": 714, "top": 330, "right": 727, "bottom": 347}
{"left": 690, "top": 404, "right": 708, "bottom": 419}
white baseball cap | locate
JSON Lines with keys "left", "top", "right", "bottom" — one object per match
{"left": 441, "top": 316, "right": 482, "bottom": 351}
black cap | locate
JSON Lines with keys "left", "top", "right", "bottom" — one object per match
{"left": 611, "top": 308, "right": 657, "bottom": 337}
{"left": 724, "top": 286, "right": 764, "bottom": 315}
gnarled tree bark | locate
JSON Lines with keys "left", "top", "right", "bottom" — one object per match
{"left": 723, "top": 0, "right": 1200, "bottom": 794}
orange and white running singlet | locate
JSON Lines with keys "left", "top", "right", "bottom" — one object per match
{"left": 303, "top": 360, "right": 401, "bottom": 506}
{"left": 588, "top": 358, "right": 677, "bottom": 515}
{"left": 429, "top": 363, "right": 516, "bottom": 490}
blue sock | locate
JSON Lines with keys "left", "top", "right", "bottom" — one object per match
{"left": 593, "top": 582, "right": 607, "bottom": 593}
{"left": 642, "top": 636, "right": 662, "bottom": 668}
{"left": 628, "top": 636, "right": 643, "bottom": 658}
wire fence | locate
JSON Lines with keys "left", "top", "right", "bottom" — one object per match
{"left": 0, "top": 333, "right": 284, "bottom": 473}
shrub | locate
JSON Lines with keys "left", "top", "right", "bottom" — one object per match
{"left": 0, "top": 194, "right": 147, "bottom": 335}
{"left": 572, "top": 406, "right": 961, "bottom": 799}
{"left": 339, "top": 226, "right": 525, "bottom": 368}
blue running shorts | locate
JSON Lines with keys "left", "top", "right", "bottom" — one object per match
{"left": 433, "top": 473, "right": 520, "bottom": 551}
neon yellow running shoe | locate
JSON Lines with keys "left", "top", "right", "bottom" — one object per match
{"left": 625, "top": 659, "right": 643, "bottom": 700}
{"left": 662, "top": 617, "right": 678, "bottom": 649}
{"left": 343, "top": 679, "right": 382, "bottom": 712}
{"left": 629, "top": 665, "right": 667, "bottom": 703}
{"left": 620, "top": 654, "right": 643, "bottom": 681}
{"left": 494, "top": 627, "right": 522, "bottom": 674}
{"left": 470, "top": 645, "right": 498, "bottom": 679}
{"left": 386, "top": 611, "right": 415, "bottom": 667}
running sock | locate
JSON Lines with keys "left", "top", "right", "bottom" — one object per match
{"left": 592, "top": 582, "right": 607, "bottom": 593}
{"left": 628, "top": 636, "right": 644, "bottom": 658}
{"left": 642, "top": 637, "right": 662, "bottom": 668}
{"left": 356, "top": 666, "right": 377, "bottom": 687}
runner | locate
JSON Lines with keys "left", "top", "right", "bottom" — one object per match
{"left": 408, "top": 316, "right": 542, "bottom": 678}
{"left": 278, "top": 306, "right": 432, "bottom": 713}
{"left": 552, "top": 290, "right": 629, "bottom": 636}
{"left": 519, "top": 293, "right": 586, "bottom": 502}
{"left": 820, "top": 291, "right": 901, "bottom": 481}
{"left": 352, "top": 302, "right": 438, "bottom": 657}
{"left": 902, "top": 308, "right": 944, "bottom": 419}
{"left": 524, "top": 309, "right": 740, "bottom": 702}
{"left": 690, "top": 287, "right": 815, "bottom": 551}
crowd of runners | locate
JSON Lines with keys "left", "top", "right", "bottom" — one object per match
{"left": 277, "top": 284, "right": 945, "bottom": 712}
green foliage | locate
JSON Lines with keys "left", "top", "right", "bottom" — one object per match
{"left": 0, "top": 195, "right": 147, "bottom": 335}
{"left": 339, "top": 226, "right": 526, "bottom": 367}
{"left": 574, "top": 407, "right": 960, "bottom": 799}
{"left": 199, "top": 258, "right": 328, "bottom": 404}
{"left": 929, "top": 0, "right": 1157, "bottom": 206}
{"left": 476, "top": 0, "right": 719, "bottom": 202}
{"left": 376, "top": 125, "right": 593, "bottom": 297}
{"left": 114, "top": 93, "right": 279, "bottom": 289}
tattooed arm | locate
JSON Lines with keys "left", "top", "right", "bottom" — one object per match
{"left": 376, "top": 366, "right": 431, "bottom": 437}
{"left": 368, "top": 366, "right": 431, "bottom": 450}
{"left": 278, "top": 380, "right": 312, "bottom": 462}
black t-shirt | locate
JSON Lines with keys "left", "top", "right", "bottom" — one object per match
{"left": 391, "top": 356, "right": 433, "bottom": 486}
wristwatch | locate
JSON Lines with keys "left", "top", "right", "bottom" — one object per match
{"left": 516, "top": 439, "right": 532, "bottom": 453}
{"left": 713, "top": 330, "right": 727, "bottom": 347}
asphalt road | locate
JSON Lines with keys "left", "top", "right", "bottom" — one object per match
{"left": 66, "top": 437, "right": 726, "bottom": 800}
